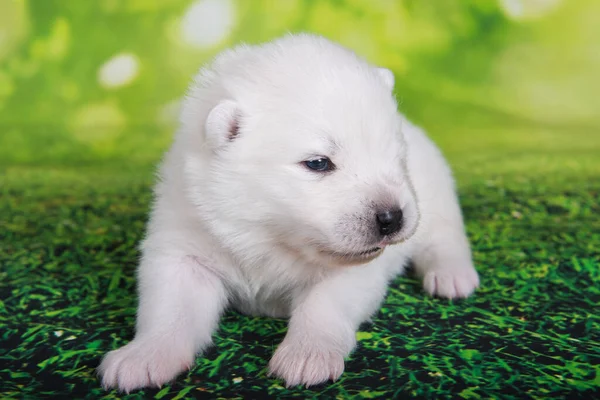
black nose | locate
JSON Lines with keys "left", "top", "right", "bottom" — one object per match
{"left": 376, "top": 209, "right": 403, "bottom": 236}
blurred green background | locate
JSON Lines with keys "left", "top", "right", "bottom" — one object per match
{"left": 1, "top": 1, "right": 600, "bottom": 399}
{"left": 1, "top": 0, "right": 599, "bottom": 183}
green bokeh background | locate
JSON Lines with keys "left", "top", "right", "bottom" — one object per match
{"left": 1, "top": 1, "right": 599, "bottom": 399}
{"left": 1, "top": 0, "right": 599, "bottom": 170}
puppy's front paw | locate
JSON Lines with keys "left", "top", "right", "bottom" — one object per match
{"left": 268, "top": 340, "right": 345, "bottom": 388}
{"left": 98, "top": 339, "right": 194, "bottom": 393}
{"left": 423, "top": 265, "right": 479, "bottom": 299}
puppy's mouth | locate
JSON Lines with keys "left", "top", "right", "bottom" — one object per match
{"left": 355, "top": 247, "right": 382, "bottom": 256}
{"left": 319, "top": 246, "right": 384, "bottom": 265}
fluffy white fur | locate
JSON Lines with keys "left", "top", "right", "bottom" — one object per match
{"left": 98, "top": 33, "right": 479, "bottom": 392}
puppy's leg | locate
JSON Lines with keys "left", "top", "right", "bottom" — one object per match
{"left": 268, "top": 266, "right": 389, "bottom": 387}
{"left": 412, "top": 213, "right": 480, "bottom": 299}
{"left": 402, "top": 119, "right": 479, "bottom": 299}
{"left": 98, "top": 252, "right": 227, "bottom": 393}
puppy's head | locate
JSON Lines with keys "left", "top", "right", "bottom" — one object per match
{"left": 186, "top": 36, "right": 419, "bottom": 266}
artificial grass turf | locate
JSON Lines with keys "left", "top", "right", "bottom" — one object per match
{"left": 1, "top": 126, "right": 599, "bottom": 399}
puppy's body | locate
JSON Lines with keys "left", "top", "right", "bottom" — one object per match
{"left": 99, "top": 34, "right": 479, "bottom": 392}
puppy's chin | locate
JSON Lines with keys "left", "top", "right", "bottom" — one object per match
{"left": 278, "top": 225, "right": 418, "bottom": 267}
{"left": 310, "top": 228, "right": 418, "bottom": 267}
{"left": 318, "top": 247, "right": 385, "bottom": 266}
{"left": 278, "top": 240, "right": 382, "bottom": 267}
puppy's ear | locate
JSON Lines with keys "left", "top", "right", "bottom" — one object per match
{"left": 205, "top": 100, "right": 241, "bottom": 149}
{"left": 377, "top": 68, "right": 395, "bottom": 90}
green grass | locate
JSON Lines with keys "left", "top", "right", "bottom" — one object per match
{"left": 1, "top": 118, "right": 599, "bottom": 399}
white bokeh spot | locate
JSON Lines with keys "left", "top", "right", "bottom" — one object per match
{"left": 181, "top": 0, "right": 234, "bottom": 48}
{"left": 499, "top": 0, "right": 563, "bottom": 20}
{"left": 157, "top": 99, "right": 182, "bottom": 126}
{"left": 98, "top": 53, "right": 139, "bottom": 89}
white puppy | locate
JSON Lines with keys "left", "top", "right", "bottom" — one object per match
{"left": 98, "top": 33, "right": 479, "bottom": 392}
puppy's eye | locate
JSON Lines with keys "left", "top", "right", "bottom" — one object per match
{"left": 304, "top": 157, "right": 335, "bottom": 172}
